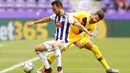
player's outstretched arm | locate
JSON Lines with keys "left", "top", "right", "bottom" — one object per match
{"left": 27, "top": 17, "right": 51, "bottom": 28}
{"left": 73, "top": 19, "right": 95, "bottom": 37}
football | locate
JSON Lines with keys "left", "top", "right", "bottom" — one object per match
{"left": 23, "top": 62, "right": 34, "bottom": 73}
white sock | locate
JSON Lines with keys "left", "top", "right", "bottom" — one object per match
{"left": 37, "top": 52, "right": 50, "bottom": 69}
{"left": 54, "top": 47, "right": 62, "bottom": 67}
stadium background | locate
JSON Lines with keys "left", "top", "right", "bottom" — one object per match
{"left": 0, "top": 0, "right": 130, "bottom": 73}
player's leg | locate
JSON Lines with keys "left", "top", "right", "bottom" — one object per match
{"left": 35, "top": 42, "right": 52, "bottom": 73}
{"left": 82, "top": 41, "right": 118, "bottom": 73}
{"left": 38, "top": 42, "right": 72, "bottom": 73}
{"left": 39, "top": 50, "right": 66, "bottom": 72}
{"left": 83, "top": 41, "right": 110, "bottom": 70}
{"left": 52, "top": 41, "right": 63, "bottom": 73}
{"left": 37, "top": 53, "right": 56, "bottom": 73}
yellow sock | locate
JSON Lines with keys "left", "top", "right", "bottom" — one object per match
{"left": 40, "top": 53, "right": 56, "bottom": 71}
{"left": 91, "top": 45, "right": 110, "bottom": 70}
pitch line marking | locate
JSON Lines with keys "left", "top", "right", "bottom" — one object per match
{"left": 0, "top": 51, "right": 130, "bottom": 73}
{"left": 0, "top": 52, "right": 54, "bottom": 73}
{"left": 0, "top": 57, "right": 39, "bottom": 73}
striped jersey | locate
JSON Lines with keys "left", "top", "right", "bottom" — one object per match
{"left": 49, "top": 13, "right": 75, "bottom": 43}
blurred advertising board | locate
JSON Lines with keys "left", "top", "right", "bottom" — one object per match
{"left": 0, "top": 12, "right": 130, "bottom": 41}
{"left": 0, "top": 19, "right": 55, "bottom": 41}
{"left": 0, "top": 19, "right": 107, "bottom": 41}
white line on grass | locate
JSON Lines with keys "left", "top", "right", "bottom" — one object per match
{"left": 0, "top": 52, "right": 53, "bottom": 73}
{"left": 0, "top": 57, "right": 39, "bottom": 73}
{"left": 0, "top": 51, "right": 130, "bottom": 73}
{"left": 62, "top": 68, "right": 130, "bottom": 71}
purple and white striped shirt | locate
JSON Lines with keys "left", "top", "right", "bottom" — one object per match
{"left": 49, "top": 13, "right": 74, "bottom": 43}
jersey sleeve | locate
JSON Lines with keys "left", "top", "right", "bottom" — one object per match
{"left": 49, "top": 13, "right": 56, "bottom": 21}
{"left": 73, "top": 12, "right": 86, "bottom": 19}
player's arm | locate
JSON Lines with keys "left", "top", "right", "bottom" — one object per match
{"left": 73, "top": 19, "right": 95, "bottom": 37}
{"left": 76, "top": 25, "right": 96, "bottom": 48}
{"left": 32, "top": 17, "right": 51, "bottom": 24}
{"left": 27, "top": 17, "right": 51, "bottom": 28}
{"left": 27, "top": 13, "right": 56, "bottom": 28}
{"left": 80, "top": 25, "right": 96, "bottom": 41}
{"left": 68, "top": 14, "right": 95, "bottom": 37}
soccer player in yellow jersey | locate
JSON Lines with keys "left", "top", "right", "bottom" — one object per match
{"left": 37, "top": 11, "right": 119, "bottom": 73}
{"left": 71, "top": 11, "right": 119, "bottom": 73}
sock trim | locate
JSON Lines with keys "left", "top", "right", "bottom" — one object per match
{"left": 98, "top": 56, "right": 103, "bottom": 61}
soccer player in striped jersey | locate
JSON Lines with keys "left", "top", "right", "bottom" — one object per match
{"left": 37, "top": 11, "right": 119, "bottom": 73}
{"left": 27, "top": 1, "right": 94, "bottom": 73}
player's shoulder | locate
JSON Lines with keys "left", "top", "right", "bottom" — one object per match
{"left": 68, "top": 12, "right": 89, "bottom": 15}
{"left": 76, "top": 11, "right": 91, "bottom": 16}
{"left": 66, "top": 13, "right": 75, "bottom": 18}
{"left": 50, "top": 13, "right": 56, "bottom": 16}
{"left": 77, "top": 11, "right": 88, "bottom": 14}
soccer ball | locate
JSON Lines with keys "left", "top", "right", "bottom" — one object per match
{"left": 23, "top": 62, "right": 34, "bottom": 73}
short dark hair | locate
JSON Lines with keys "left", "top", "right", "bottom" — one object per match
{"left": 95, "top": 10, "right": 104, "bottom": 20}
{"left": 51, "top": 0, "right": 63, "bottom": 8}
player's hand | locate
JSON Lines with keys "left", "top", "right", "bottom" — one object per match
{"left": 27, "top": 22, "right": 35, "bottom": 28}
{"left": 76, "top": 42, "right": 82, "bottom": 48}
{"left": 88, "top": 32, "right": 96, "bottom": 37}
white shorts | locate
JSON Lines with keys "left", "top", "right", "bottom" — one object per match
{"left": 43, "top": 40, "right": 68, "bottom": 52}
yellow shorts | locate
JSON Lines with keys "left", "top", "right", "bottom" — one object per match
{"left": 64, "top": 33, "right": 90, "bottom": 51}
{"left": 79, "top": 38, "right": 90, "bottom": 47}
{"left": 64, "top": 34, "right": 82, "bottom": 51}
{"left": 66, "top": 36, "right": 90, "bottom": 50}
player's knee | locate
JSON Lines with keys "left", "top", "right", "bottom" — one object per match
{"left": 84, "top": 42, "right": 94, "bottom": 50}
{"left": 89, "top": 45, "right": 95, "bottom": 50}
{"left": 92, "top": 45, "right": 98, "bottom": 50}
{"left": 52, "top": 43, "right": 60, "bottom": 48}
{"left": 35, "top": 45, "right": 41, "bottom": 52}
{"left": 52, "top": 44, "right": 56, "bottom": 48}
{"left": 35, "top": 45, "right": 45, "bottom": 52}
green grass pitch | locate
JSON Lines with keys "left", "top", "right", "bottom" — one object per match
{"left": 0, "top": 38, "right": 130, "bottom": 73}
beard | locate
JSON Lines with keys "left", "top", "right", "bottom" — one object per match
{"left": 90, "top": 19, "right": 94, "bottom": 24}
{"left": 56, "top": 11, "right": 60, "bottom": 16}
{"left": 89, "top": 18, "right": 97, "bottom": 24}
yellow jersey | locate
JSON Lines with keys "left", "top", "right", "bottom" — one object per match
{"left": 69, "top": 12, "right": 97, "bottom": 43}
